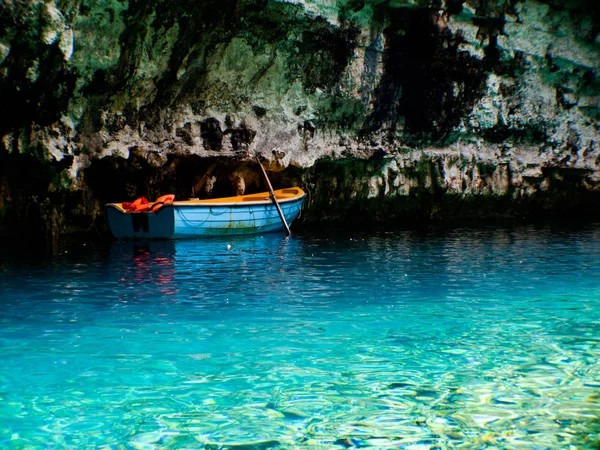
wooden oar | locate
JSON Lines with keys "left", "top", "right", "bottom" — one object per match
{"left": 256, "top": 156, "right": 291, "bottom": 236}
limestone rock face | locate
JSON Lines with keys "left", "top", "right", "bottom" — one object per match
{"left": 0, "top": 0, "right": 599, "bottom": 234}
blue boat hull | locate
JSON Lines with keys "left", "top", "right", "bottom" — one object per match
{"left": 106, "top": 192, "right": 305, "bottom": 239}
{"left": 172, "top": 198, "right": 303, "bottom": 238}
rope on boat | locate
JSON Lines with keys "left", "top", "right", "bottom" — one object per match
{"left": 176, "top": 204, "right": 233, "bottom": 228}
{"left": 176, "top": 209, "right": 210, "bottom": 226}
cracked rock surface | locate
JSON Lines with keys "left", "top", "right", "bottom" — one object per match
{"left": 0, "top": 0, "right": 599, "bottom": 236}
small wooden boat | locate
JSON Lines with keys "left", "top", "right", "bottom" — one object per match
{"left": 106, "top": 187, "right": 306, "bottom": 239}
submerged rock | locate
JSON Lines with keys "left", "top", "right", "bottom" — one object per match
{"left": 0, "top": 0, "right": 599, "bottom": 236}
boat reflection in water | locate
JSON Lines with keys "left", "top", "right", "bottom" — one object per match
{"left": 108, "top": 234, "right": 298, "bottom": 304}
{"left": 109, "top": 240, "right": 179, "bottom": 299}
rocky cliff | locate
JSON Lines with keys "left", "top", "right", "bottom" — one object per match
{"left": 1, "top": 0, "right": 599, "bottom": 238}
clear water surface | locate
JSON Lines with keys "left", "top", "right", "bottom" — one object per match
{"left": 1, "top": 224, "right": 599, "bottom": 448}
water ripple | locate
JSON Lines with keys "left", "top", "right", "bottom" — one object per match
{"left": 1, "top": 224, "right": 600, "bottom": 447}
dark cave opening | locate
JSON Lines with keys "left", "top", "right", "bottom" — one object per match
{"left": 82, "top": 155, "right": 289, "bottom": 207}
{"left": 85, "top": 155, "right": 210, "bottom": 204}
{"left": 0, "top": 41, "right": 78, "bottom": 139}
{"left": 362, "top": 7, "right": 487, "bottom": 144}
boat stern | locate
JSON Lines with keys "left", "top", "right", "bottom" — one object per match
{"left": 106, "top": 204, "right": 175, "bottom": 239}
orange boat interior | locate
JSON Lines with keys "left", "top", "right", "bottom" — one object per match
{"left": 180, "top": 188, "right": 304, "bottom": 204}
{"left": 108, "top": 188, "right": 305, "bottom": 213}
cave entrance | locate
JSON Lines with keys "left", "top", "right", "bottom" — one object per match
{"left": 363, "top": 7, "right": 486, "bottom": 143}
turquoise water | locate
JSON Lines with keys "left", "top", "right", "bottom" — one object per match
{"left": 1, "top": 224, "right": 600, "bottom": 448}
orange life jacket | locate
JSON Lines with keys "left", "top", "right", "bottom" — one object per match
{"left": 122, "top": 196, "right": 148, "bottom": 212}
{"left": 123, "top": 194, "right": 175, "bottom": 212}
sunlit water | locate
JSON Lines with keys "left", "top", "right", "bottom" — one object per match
{"left": 1, "top": 224, "right": 600, "bottom": 449}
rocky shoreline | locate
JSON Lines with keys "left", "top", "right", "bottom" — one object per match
{"left": 0, "top": 0, "right": 598, "bottom": 239}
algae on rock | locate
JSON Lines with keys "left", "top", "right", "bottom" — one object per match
{"left": 0, "top": 0, "right": 599, "bottom": 237}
